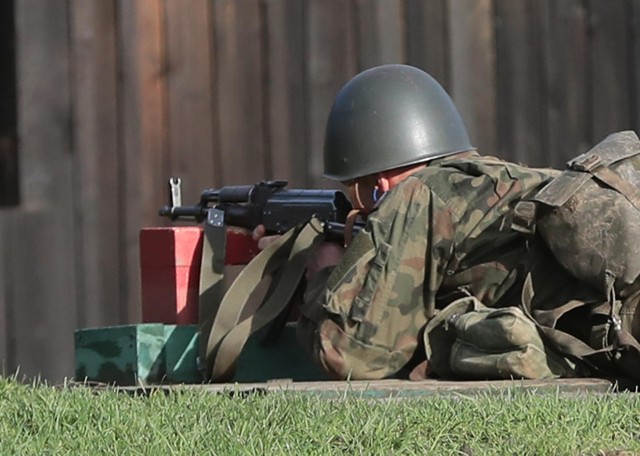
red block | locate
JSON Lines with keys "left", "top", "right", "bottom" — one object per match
{"left": 140, "top": 227, "right": 203, "bottom": 324}
{"left": 225, "top": 227, "right": 261, "bottom": 266}
{"left": 139, "top": 226, "right": 259, "bottom": 324}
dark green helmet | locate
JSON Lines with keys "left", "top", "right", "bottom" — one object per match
{"left": 323, "top": 64, "right": 474, "bottom": 181}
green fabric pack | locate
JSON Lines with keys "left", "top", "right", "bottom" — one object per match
{"left": 423, "top": 296, "right": 573, "bottom": 380}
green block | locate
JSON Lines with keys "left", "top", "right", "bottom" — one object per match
{"left": 233, "top": 323, "right": 327, "bottom": 382}
{"left": 74, "top": 322, "right": 327, "bottom": 385}
{"left": 163, "top": 325, "right": 202, "bottom": 384}
{"left": 159, "top": 323, "right": 327, "bottom": 383}
{"left": 74, "top": 324, "right": 165, "bottom": 386}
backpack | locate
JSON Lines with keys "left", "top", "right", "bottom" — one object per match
{"left": 524, "top": 130, "right": 640, "bottom": 384}
{"left": 532, "top": 130, "right": 640, "bottom": 296}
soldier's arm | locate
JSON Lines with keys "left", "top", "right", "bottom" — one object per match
{"left": 298, "top": 177, "right": 450, "bottom": 379}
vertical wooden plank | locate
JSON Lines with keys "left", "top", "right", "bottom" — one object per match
{"left": 0, "top": 0, "right": 18, "bottom": 207}
{"left": 13, "top": 0, "right": 76, "bottom": 381}
{"left": 0, "top": 138, "right": 18, "bottom": 208}
{"left": 0, "top": 218, "right": 10, "bottom": 371}
{"left": 213, "top": 0, "right": 266, "bottom": 185}
{"left": 448, "top": 0, "right": 497, "bottom": 154}
{"left": 119, "top": 0, "right": 168, "bottom": 323}
{"left": 633, "top": 0, "right": 640, "bottom": 135}
{"left": 545, "top": 0, "right": 590, "bottom": 168}
{"left": 165, "top": 0, "right": 218, "bottom": 202}
{"left": 589, "top": 0, "right": 633, "bottom": 144}
{"left": 0, "top": 0, "right": 16, "bottom": 368}
{"left": 307, "top": 0, "right": 357, "bottom": 188}
{"left": 354, "top": 0, "right": 405, "bottom": 70}
{"left": 405, "top": 0, "right": 450, "bottom": 89}
{"left": 264, "top": 0, "right": 308, "bottom": 187}
{"left": 70, "top": 0, "right": 122, "bottom": 328}
{"left": 494, "top": 0, "right": 548, "bottom": 166}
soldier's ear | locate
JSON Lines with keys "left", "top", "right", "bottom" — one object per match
{"left": 376, "top": 173, "right": 391, "bottom": 192}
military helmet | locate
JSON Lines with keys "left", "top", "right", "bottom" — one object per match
{"left": 323, "top": 64, "right": 474, "bottom": 181}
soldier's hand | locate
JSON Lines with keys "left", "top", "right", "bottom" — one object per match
{"left": 252, "top": 224, "right": 281, "bottom": 250}
{"left": 305, "top": 242, "right": 344, "bottom": 281}
{"left": 252, "top": 224, "right": 344, "bottom": 281}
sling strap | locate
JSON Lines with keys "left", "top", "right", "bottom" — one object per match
{"left": 575, "top": 154, "right": 640, "bottom": 212}
{"left": 198, "top": 208, "right": 228, "bottom": 375}
{"left": 201, "top": 217, "right": 326, "bottom": 382}
{"left": 520, "top": 272, "right": 625, "bottom": 375}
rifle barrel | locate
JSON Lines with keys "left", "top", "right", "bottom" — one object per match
{"left": 158, "top": 204, "right": 206, "bottom": 220}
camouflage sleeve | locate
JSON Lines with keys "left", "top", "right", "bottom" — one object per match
{"left": 298, "top": 175, "right": 456, "bottom": 379}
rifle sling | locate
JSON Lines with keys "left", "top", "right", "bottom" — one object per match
{"left": 198, "top": 210, "right": 227, "bottom": 376}
{"left": 205, "top": 217, "right": 326, "bottom": 382}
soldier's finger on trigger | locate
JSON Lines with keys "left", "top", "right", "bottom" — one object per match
{"left": 252, "top": 224, "right": 266, "bottom": 241}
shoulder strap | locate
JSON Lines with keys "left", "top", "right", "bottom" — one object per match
{"left": 589, "top": 166, "right": 640, "bottom": 212}
{"left": 533, "top": 130, "right": 640, "bottom": 208}
{"left": 205, "top": 217, "right": 326, "bottom": 382}
{"left": 198, "top": 208, "right": 228, "bottom": 376}
{"left": 520, "top": 272, "right": 616, "bottom": 373}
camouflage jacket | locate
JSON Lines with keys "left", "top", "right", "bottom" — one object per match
{"left": 299, "top": 151, "right": 570, "bottom": 379}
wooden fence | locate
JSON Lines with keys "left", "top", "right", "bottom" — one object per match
{"left": 0, "top": 0, "right": 639, "bottom": 381}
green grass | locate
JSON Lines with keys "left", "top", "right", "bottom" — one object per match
{"left": 0, "top": 379, "right": 638, "bottom": 455}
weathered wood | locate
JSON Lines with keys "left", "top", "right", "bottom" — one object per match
{"left": 0, "top": 218, "right": 9, "bottom": 369}
{"left": 354, "top": 0, "right": 405, "bottom": 70}
{"left": 545, "top": 0, "right": 590, "bottom": 168}
{"left": 306, "top": 0, "right": 357, "bottom": 188}
{"left": 13, "top": 0, "right": 76, "bottom": 381}
{"left": 119, "top": 0, "right": 168, "bottom": 323}
{"left": 448, "top": 0, "right": 497, "bottom": 154}
{"left": 0, "top": 0, "right": 18, "bottom": 207}
{"left": 0, "top": 2, "right": 14, "bottom": 354}
{"left": 264, "top": 0, "right": 308, "bottom": 187}
{"left": 405, "top": 0, "right": 450, "bottom": 89}
{"left": 0, "top": 3, "right": 16, "bottom": 361}
{"left": 634, "top": 0, "right": 640, "bottom": 135}
{"left": 0, "top": 137, "right": 18, "bottom": 207}
{"left": 114, "top": 378, "right": 614, "bottom": 398}
{"left": 589, "top": 0, "right": 633, "bottom": 144}
{"left": 629, "top": 0, "right": 640, "bottom": 132}
{"left": 213, "top": 0, "right": 266, "bottom": 185}
{"left": 165, "top": 0, "right": 218, "bottom": 201}
{"left": 494, "top": 0, "right": 548, "bottom": 166}
{"left": 70, "top": 0, "right": 122, "bottom": 327}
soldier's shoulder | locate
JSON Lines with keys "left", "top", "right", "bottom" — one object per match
{"left": 372, "top": 171, "right": 433, "bottom": 215}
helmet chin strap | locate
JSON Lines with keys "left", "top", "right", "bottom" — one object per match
{"left": 343, "top": 179, "right": 379, "bottom": 247}
{"left": 348, "top": 180, "right": 377, "bottom": 214}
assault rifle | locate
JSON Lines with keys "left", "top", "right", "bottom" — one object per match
{"left": 158, "top": 178, "right": 359, "bottom": 241}
{"left": 158, "top": 178, "right": 363, "bottom": 381}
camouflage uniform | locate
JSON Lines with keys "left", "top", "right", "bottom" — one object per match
{"left": 298, "top": 151, "right": 597, "bottom": 380}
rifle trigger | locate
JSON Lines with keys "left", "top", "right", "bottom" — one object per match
{"left": 170, "top": 177, "right": 182, "bottom": 207}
